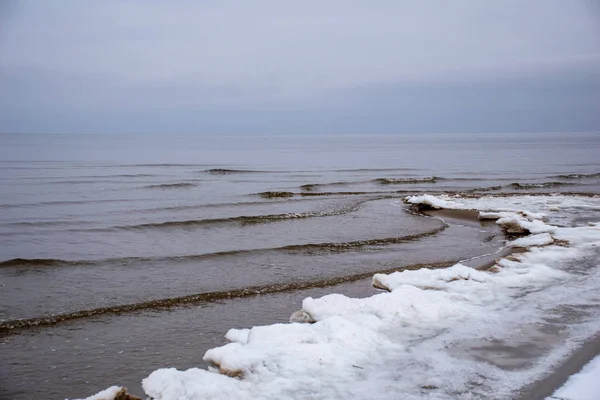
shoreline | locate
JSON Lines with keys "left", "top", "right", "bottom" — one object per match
{"left": 5, "top": 193, "right": 600, "bottom": 400}
{"left": 414, "top": 194, "right": 600, "bottom": 399}
{"left": 0, "top": 210, "right": 507, "bottom": 400}
{"left": 517, "top": 332, "right": 600, "bottom": 399}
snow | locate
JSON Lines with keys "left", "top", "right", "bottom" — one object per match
{"left": 405, "top": 194, "right": 462, "bottom": 209}
{"left": 88, "top": 194, "right": 600, "bottom": 400}
{"left": 510, "top": 232, "right": 554, "bottom": 247}
{"left": 225, "top": 328, "right": 251, "bottom": 344}
{"left": 71, "top": 386, "right": 123, "bottom": 400}
{"left": 548, "top": 355, "right": 600, "bottom": 400}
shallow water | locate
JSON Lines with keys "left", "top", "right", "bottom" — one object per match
{"left": 0, "top": 132, "right": 599, "bottom": 399}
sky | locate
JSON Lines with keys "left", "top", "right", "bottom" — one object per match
{"left": 0, "top": 0, "right": 599, "bottom": 134}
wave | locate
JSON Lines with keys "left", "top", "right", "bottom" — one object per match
{"left": 298, "top": 177, "right": 505, "bottom": 192}
{"left": 257, "top": 190, "right": 403, "bottom": 198}
{"left": 0, "top": 224, "right": 446, "bottom": 270}
{"left": 128, "top": 163, "right": 214, "bottom": 167}
{"left": 110, "top": 203, "right": 362, "bottom": 231}
{"left": 47, "top": 179, "right": 129, "bottom": 184}
{"left": 300, "top": 181, "right": 357, "bottom": 191}
{"left": 509, "top": 182, "right": 574, "bottom": 189}
{"left": 0, "top": 259, "right": 455, "bottom": 335}
{"left": 0, "top": 258, "right": 91, "bottom": 268}
{"left": 332, "top": 168, "right": 420, "bottom": 172}
{"left": 130, "top": 198, "right": 303, "bottom": 213}
{"left": 375, "top": 177, "right": 437, "bottom": 185}
{"left": 208, "top": 168, "right": 423, "bottom": 175}
{"left": 206, "top": 168, "right": 270, "bottom": 175}
{"left": 298, "top": 177, "right": 495, "bottom": 192}
{"left": 300, "top": 191, "right": 398, "bottom": 197}
{"left": 279, "top": 226, "right": 446, "bottom": 252}
{"left": 552, "top": 173, "right": 600, "bottom": 180}
{"left": 435, "top": 177, "right": 498, "bottom": 182}
{"left": 258, "top": 191, "right": 296, "bottom": 198}
{"left": 462, "top": 185, "right": 503, "bottom": 193}
{"left": 0, "top": 196, "right": 317, "bottom": 216}
{"left": 144, "top": 182, "right": 197, "bottom": 189}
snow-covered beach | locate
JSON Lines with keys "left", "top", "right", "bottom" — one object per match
{"left": 77, "top": 193, "right": 600, "bottom": 400}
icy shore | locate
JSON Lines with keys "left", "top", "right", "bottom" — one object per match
{"left": 548, "top": 354, "right": 600, "bottom": 400}
{"left": 77, "top": 194, "right": 600, "bottom": 400}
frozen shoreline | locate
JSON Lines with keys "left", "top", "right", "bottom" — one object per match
{"left": 77, "top": 194, "right": 600, "bottom": 400}
{"left": 548, "top": 353, "right": 600, "bottom": 400}
{"left": 519, "top": 332, "right": 600, "bottom": 399}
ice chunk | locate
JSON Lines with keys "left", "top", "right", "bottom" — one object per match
{"left": 405, "top": 194, "right": 463, "bottom": 209}
{"left": 373, "top": 263, "right": 487, "bottom": 292}
{"left": 70, "top": 386, "right": 132, "bottom": 400}
{"left": 225, "top": 328, "right": 251, "bottom": 344}
{"left": 496, "top": 213, "right": 555, "bottom": 234}
{"left": 510, "top": 233, "right": 554, "bottom": 247}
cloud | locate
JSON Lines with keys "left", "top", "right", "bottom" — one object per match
{"left": 0, "top": 0, "right": 599, "bottom": 133}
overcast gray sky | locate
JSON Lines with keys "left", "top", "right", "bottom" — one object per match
{"left": 1, "top": 0, "right": 599, "bottom": 134}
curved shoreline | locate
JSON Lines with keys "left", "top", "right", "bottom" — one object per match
{"left": 0, "top": 205, "right": 497, "bottom": 335}
{"left": 131, "top": 193, "right": 600, "bottom": 400}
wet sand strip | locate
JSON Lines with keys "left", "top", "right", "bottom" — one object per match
{"left": 517, "top": 332, "right": 600, "bottom": 399}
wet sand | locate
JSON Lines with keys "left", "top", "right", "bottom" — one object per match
{"left": 517, "top": 333, "right": 600, "bottom": 399}
{"left": 423, "top": 208, "right": 485, "bottom": 226}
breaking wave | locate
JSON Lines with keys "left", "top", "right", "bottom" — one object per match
{"left": 509, "top": 182, "right": 574, "bottom": 189}
{"left": 553, "top": 173, "right": 600, "bottom": 180}
{"left": 375, "top": 177, "right": 437, "bottom": 185}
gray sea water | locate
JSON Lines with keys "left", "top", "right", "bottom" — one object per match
{"left": 1, "top": 132, "right": 599, "bottom": 399}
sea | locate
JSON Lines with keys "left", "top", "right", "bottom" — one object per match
{"left": 0, "top": 132, "right": 599, "bottom": 399}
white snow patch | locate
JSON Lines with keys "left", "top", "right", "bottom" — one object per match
{"left": 511, "top": 232, "right": 554, "bottom": 247}
{"left": 70, "top": 386, "right": 123, "bottom": 400}
{"left": 405, "top": 194, "right": 462, "bottom": 209}
{"left": 225, "top": 328, "right": 251, "bottom": 344}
